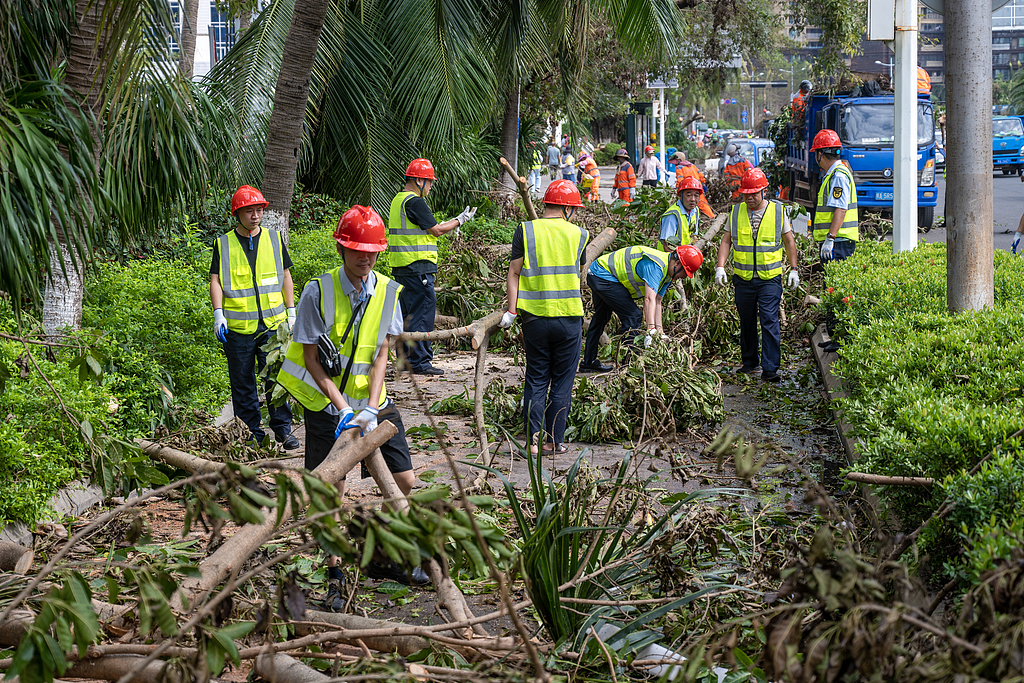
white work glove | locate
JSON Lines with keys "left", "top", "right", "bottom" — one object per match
{"left": 644, "top": 329, "right": 661, "bottom": 348}
{"left": 456, "top": 206, "right": 477, "bottom": 225}
{"left": 1014, "top": 232, "right": 1022, "bottom": 255}
{"left": 213, "top": 308, "right": 228, "bottom": 342}
{"left": 499, "top": 311, "right": 517, "bottom": 328}
{"left": 334, "top": 407, "right": 355, "bottom": 439}
{"left": 352, "top": 406, "right": 379, "bottom": 435}
{"left": 820, "top": 236, "right": 835, "bottom": 261}
{"left": 714, "top": 267, "right": 728, "bottom": 287}
{"left": 630, "top": 187, "right": 637, "bottom": 200}
{"left": 286, "top": 307, "right": 296, "bottom": 330}
{"left": 787, "top": 270, "right": 800, "bottom": 290}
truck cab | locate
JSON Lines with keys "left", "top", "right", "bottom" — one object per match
{"left": 992, "top": 116, "right": 1024, "bottom": 175}
{"left": 785, "top": 91, "right": 938, "bottom": 229}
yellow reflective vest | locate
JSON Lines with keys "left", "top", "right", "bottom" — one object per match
{"left": 388, "top": 191, "right": 437, "bottom": 268}
{"left": 216, "top": 229, "right": 287, "bottom": 334}
{"left": 730, "top": 200, "right": 784, "bottom": 281}
{"left": 517, "top": 219, "right": 588, "bottom": 317}
{"left": 813, "top": 162, "right": 859, "bottom": 242}
{"left": 276, "top": 269, "right": 402, "bottom": 413}
{"left": 660, "top": 203, "right": 697, "bottom": 249}
{"left": 597, "top": 246, "right": 670, "bottom": 299}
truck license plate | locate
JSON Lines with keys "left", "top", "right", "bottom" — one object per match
{"left": 874, "top": 191, "right": 894, "bottom": 201}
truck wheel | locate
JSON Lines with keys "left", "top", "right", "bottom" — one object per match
{"left": 1003, "top": 169, "right": 1013, "bottom": 175}
{"left": 918, "top": 206, "right": 934, "bottom": 229}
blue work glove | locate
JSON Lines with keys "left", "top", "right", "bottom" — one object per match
{"left": 820, "top": 236, "right": 835, "bottom": 261}
{"left": 1014, "top": 232, "right": 1022, "bottom": 255}
{"left": 213, "top": 309, "right": 228, "bottom": 343}
{"left": 352, "top": 406, "right": 379, "bottom": 435}
{"left": 333, "top": 407, "right": 355, "bottom": 440}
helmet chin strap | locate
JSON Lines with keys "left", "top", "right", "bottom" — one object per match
{"left": 414, "top": 178, "right": 427, "bottom": 197}
{"left": 561, "top": 206, "right": 577, "bottom": 221}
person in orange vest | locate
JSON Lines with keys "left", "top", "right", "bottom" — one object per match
{"left": 722, "top": 143, "right": 754, "bottom": 201}
{"left": 792, "top": 80, "right": 811, "bottom": 125}
{"left": 579, "top": 155, "right": 601, "bottom": 202}
{"left": 612, "top": 149, "right": 637, "bottom": 203}
{"left": 917, "top": 66, "right": 931, "bottom": 95}
{"left": 671, "top": 151, "right": 715, "bottom": 219}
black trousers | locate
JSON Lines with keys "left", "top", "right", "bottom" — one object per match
{"left": 522, "top": 315, "right": 582, "bottom": 446}
{"left": 393, "top": 271, "right": 436, "bottom": 370}
{"left": 733, "top": 275, "right": 782, "bottom": 374}
{"left": 223, "top": 322, "right": 292, "bottom": 442}
{"left": 642, "top": 179, "right": 658, "bottom": 187}
{"left": 581, "top": 273, "right": 643, "bottom": 366}
{"left": 304, "top": 402, "right": 412, "bottom": 477}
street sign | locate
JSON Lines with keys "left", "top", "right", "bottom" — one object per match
{"left": 652, "top": 100, "right": 662, "bottom": 118}
{"left": 647, "top": 78, "right": 679, "bottom": 89}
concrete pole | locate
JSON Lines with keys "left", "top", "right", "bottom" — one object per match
{"left": 946, "top": 0, "right": 994, "bottom": 311}
{"left": 659, "top": 87, "right": 666, "bottom": 185}
{"left": 892, "top": 0, "right": 918, "bottom": 253}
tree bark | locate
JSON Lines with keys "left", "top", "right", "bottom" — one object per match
{"left": 177, "top": 0, "right": 200, "bottom": 79}
{"left": 297, "top": 611, "right": 429, "bottom": 655}
{"left": 260, "top": 0, "right": 330, "bottom": 246}
{"left": 240, "top": 8, "right": 252, "bottom": 31}
{"left": 0, "top": 541, "right": 33, "bottom": 574}
{"left": 63, "top": 657, "right": 179, "bottom": 683}
{"left": 580, "top": 227, "right": 617, "bottom": 291}
{"left": 255, "top": 653, "right": 327, "bottom": 683}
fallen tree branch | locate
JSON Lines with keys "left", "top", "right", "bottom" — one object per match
{"left": 581, "top": 228, "right": 617, "bottom": 290}
{"left": 64, "top": 656, "right": 179, "bottom": 683}
{"left": 694, "top": 211, "right": 728, "bottom": 253}
{"left": 255, "top": 652, "right": 326, "bottom": 683}
{"left": 395, "top": 310, "right": 502, "bottom": 350}
{"left": 845, "top": 472, "right": 933, "bottom": 487}
{"left": 295, "top": 611, "right": 428, "bottom": 655}
{"left": 498, "top": 157, "right": 538, "bottom": 221}
{"left": 473, "top": 335, "right": 491, "bottom": 470}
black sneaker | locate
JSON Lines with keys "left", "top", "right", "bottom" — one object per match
{"left": 323, "top": 580, "right": 345, "bottom": 612}
{"left": 412, "top": 365, "right": 445, "bottom": 376}
{"left": 761, "top": 371, "right": 781, "bottom": 383}
{"left": 365, "top": 561, "right": 431, "bottom": 587}
{"left": 735, "top": 365, "right": 760, "bottom": 374}
{"left": 578, "top": 361, "right": 613, "bottom": 373}
{"left": 818, "top": 341, "right": 841, "bottom": 353}
{"left": 275, "top": 433, "right": 300, "bottom": 451}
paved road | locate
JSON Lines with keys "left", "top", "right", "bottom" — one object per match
{"left": 914, "top": 172, "right": 1022, "bottom": 252}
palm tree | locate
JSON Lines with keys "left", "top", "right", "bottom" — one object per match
{"left": 0, "top": 0, "right": 228, "bottom": 331}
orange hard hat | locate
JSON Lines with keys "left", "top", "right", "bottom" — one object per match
{"left": 739, "top": 167, "right": 769, "bottom": 194}
{"left": 334, "top": 205, "right": 387, "bottom": 252}
{"left": 676, "top": 244, "right": 703, "bottom": 278}
{"left": 644, "top": 145, "right": 655, "bottom": 153}
{"left": 810, "top": 129, "right": 842, "bottom": 152}
{"left": 231, "top": 185, "right": 268, "bottom": 214}
{"left": 677, "top": 176, "right": 703, "bottom": 194}
{"left": 543, "top": 179, "right": 584, "bottom": 207}
{"left": 405, "top": 158, "right": 436, "bottom": 180}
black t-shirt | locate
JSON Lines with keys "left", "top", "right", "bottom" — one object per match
{"left": 209, "top": 229, "right": 293, "bottom": 276}
{"left": 391, "top": 195, "right": 440, "bottom": 276}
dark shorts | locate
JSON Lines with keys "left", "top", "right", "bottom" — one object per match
{"left": 304, "top": 402, "right": 412, "bottom": 478}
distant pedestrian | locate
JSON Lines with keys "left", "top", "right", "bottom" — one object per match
{"left": 560, "top": 147, "right": 576, "bottom": 181}
{"left": 547, "top": 140, "right": 561, "bottom": 179}
{"left": 637, "top": 146, "right": 665, "bottom": 187}
{"left": 528, "top": 147, "right": 543, "bottom": 192}
{"left": 612, "top": 149, "right": 637, "bottom": 203}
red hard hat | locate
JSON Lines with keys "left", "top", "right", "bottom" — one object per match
{"left": 676, "top": 244, "right": 703, "bottom": 278}
{"left": 810, "top": 129, "right": 842, "bottom": 152}
{"left": 677, "top": 176, "right": 703, "bottom": 194}
{"left": 739, "top": 167, "right": 769, "bottom": 194}
{"left": 231, "top": 185, "right": 268, "bottom": 214}
{"left": 405, "top": 158, "right": 436, "bottom": 180}
{"left": 334, "top": 205, "right": 387, "bottom": 252}
{"left": 543, "top": 179, "right": 584, "bottom": 207}
{"left": 644, "top": 145, "right": 655, "bottom": 153}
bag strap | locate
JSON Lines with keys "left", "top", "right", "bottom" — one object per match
{"left": 336, "top": 297, "right": 369, "bottom": 398}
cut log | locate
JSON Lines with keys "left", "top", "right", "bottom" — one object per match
{"left": 255, "top": 653, "right": 327, "bottom": 683}
{"left": 171, "top": 425, "right": 398, "bottom": 611}
{"left": 581, "top": 227, "right": 617, "bottom": 290}
{"left": 846, "top": 472, "right": 933, "bottom": 487}
{"left": 297, "top": 611, "right": 429, "bottom": 655}
{"left": 63, "top": 656, "right": 179, "bottom": 683}
{"left": 435, "top": 313, "right": 460, "bottom": 327}
{"left": 0, "top": 609, "right": 32, "bottom": 647}
{"left": 498, "top": 157, "right": 538, "bottom": 221}
{"left": 0, "top": 540, "right": 33, "bottom": 574}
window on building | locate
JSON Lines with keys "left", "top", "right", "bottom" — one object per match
{"left": 209, "top": 1, "right": 236, "bottom": 64}
{"left": 995, "top": 36, "right": 1012, "bottom": 46}
{"left": 995, "top": 53, "right": 1012, "bottom": 65}
{"left": 995, "top": 68, "right": 1011, "bottom": 79}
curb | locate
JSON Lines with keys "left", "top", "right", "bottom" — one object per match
{"left": 810, "top": 323, "right": 860, "bottom": 467}
{"left": 0, "top": 480, "right": 104, "bottom": 547}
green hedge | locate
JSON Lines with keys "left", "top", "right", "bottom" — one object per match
{"left": 823, "top": 241, "right": 1024, "bottom": 581}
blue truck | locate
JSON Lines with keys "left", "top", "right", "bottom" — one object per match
{"left": 992, "top": 116, "right": 1024, "bottom": 175}
{"left": 785, "top": 91, "right": 938, "bottom": 229}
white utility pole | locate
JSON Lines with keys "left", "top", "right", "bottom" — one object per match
{"left": 659, "top": 87, "right": 666, "bottom": 185}
{"left": 892, "top": 0, "right": 918, "bottom": 253}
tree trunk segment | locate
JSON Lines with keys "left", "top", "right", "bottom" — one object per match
{"left": 296, "top": 611, "right": 429, "bottom": 655}
{"left": 845, "top": 472, "right": 934, "bottom": 487}
{"left": 171, "top": 424, "right": 398, "bottom": 611}
{"left": 177, "top": 0, "right": 200, "bottom": 79}
{"left": 498, "top": 157, "right": 538, "bottom": 221}
{"left": 0, "top": 541, "right": 33, "bottom": 574}
{"left": 693, "top": 212, "right": 727, "bottom": 252}
{"left": 260, "top": 0, "right": 330, "bottom": 246}
{"left": 255, "top": 653, "right": 327, "bottom": 683}
{"left": 63, "top": 657, "right": 178, "bottom": 683}
{"left": 580, "top": 228, "right": 617, "bottom": 290}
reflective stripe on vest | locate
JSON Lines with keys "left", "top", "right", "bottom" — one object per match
{"left": 598, "top": 246, "right": 670, "bottom": 299}
{"left": 814, "top": 163, "right": 860, "bottom": 242}
{"left": 217, "top": 229, "right": 287, "bottom": 334}
{"left": 517, "top": 219, "right": 587, "bottom": 317}
{"left": 276, "top": 270, "right": 402, "bottom": 412}
{"left": 661, "top": 203, "right": 695, "bottom": 248}
{"left": 730, "top": 201, "right": 784, "bottom": 281}
{"left": 387, "top": 191, "right": 438, "bottom": 267}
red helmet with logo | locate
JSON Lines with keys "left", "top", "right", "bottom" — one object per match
{"left": 644, "top": 145, "right": 655, "bottom": 153}
{"left": 739, "top": 167, "right": 769, "bottom": 194}
{"left": 677, "top": 176, "right": 703, "bottom": 194}
{"left": 675, "top": 244, "right": 704, "bottom": 278}
{"left": 231, "top": 185, "right": 268, "bottom": 214}
{"left": 334, "top": 205, "right": 387, "bottom": 252}
{"left": 810, "top": 129, "right": 842, "bottom": 152}
{"left": 405, "top": 158, "right": 436, "bottom": 180}
{"left": 543, "top": 179, "right": 584, "bottom": 207}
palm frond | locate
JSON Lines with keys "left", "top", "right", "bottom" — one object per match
{"left": 486, "top": 0, "right": 550, "bottom": 87}
{"left": 593, "top": 0, "right": 681, "bottom": 63}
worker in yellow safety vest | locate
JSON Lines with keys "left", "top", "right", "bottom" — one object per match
{"left": 277, "top": 205, "right": 430, "bottom": 600}
{"left": 387, "top": 158, "right": 477, "bottom": 375}
{"left": 210, "top": 185, "right": 297, "bottom": 450}
{"left": 500, "top": 180, "right": 589, "bottom": 455}
{"left": 809, "top": 129, "right": 859, "bottom": 262}
{"left": 579, "top": 244, "right": 704, "bottom": 372}
{"left": 714, "top": 167, "right": 800, "bottom": 383}
{"left": 659, "top": 176, "right": 705, "bottom": 251}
